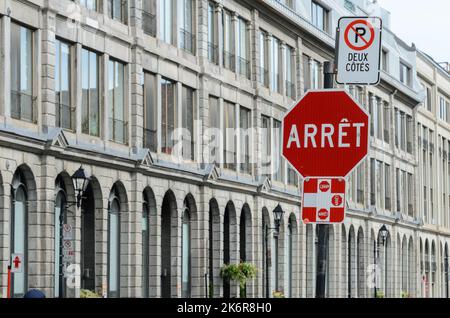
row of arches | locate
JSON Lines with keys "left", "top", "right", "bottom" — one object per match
{"left": 4, "top": 164, "right": 300, "bottom": 298}
{"left": 3, "top": 163, "right": 450, "bottom": 298}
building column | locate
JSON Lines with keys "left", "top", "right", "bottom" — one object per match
{"left": 280, "top": 41, "right": 286, "bottom": 97}
{"left": 0, "top": 16, "right": 11, "bottom": 119}
{"left": 197, "top": 0, "right": 208, "bottom": 60}
{"left": 41, "top": 9, "right": 57, "bottom": 131}
{"left": 296, "top": 37, "right": 304, "bottom": 97}
{"left": 191, "top": 186, "right": 210, "bottom": 298}
{"left": 130, "top": 47, "right": 144, "bottom": 150}
{"left": 216, "top": 4, "right": 223, "bottom": 68}
{"left": 231, "top": 11, "right": 238, "bottom": 75}
{"left": 30, "top": 156, "right": 57, "bottom": 297}
{"left": 250, "top": 9, "right": 259, "bottom": 84}
{"left": 123, "top": 172, "right": 142, "bottom": 297}
{"left": 0, "top": 169, "right": 13, "bottom": 297}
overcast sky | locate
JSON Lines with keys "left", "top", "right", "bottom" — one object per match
{"left": 377, "top": 0, "right": 450, "bottom": 63}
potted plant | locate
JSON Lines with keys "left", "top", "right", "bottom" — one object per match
{"left": 401, "top": 290, "right": 410, "bottom": 298}
{"left": 220, "top": 262, "right": 257, "bottom": 298}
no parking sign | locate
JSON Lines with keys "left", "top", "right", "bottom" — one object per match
{"left": 336, "top": 17, "right": 382, "bottom": 85}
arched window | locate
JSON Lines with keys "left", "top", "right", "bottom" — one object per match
{"left": 181, "top": 205, "right": 191, "bottom": 298}
{"left": 108, "top": 194, "right": 121, "bottom": 298}
{"left": 142, "top": 194, "right": 150, "bottom": 298}
{"left": 11, "top": 172, "right": 28, "bottom": 298}
{"left": 54, "top": 189, "right": 67, "bottom": 298}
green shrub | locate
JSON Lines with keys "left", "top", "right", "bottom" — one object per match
{"left": 80, "top": 289, "right": 101, "bottom": 298}
{"left": 376, "top": 291, "right": 385, "bottom": 298}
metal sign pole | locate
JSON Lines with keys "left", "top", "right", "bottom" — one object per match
{"left": 315, "top": 61, "right": 335, "bottom": 298}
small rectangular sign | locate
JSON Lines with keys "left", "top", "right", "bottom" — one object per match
{"left": 10, "top": 253, "right": 24, "bottom": 273}
{"left": 302, "top": 178, "right": 346, "bottom": 224}
{"left": 63, "top": 224, "right": 74, "bottom": 240}
{"left": 336, "top": 17, "right": 382, "bottom": 85}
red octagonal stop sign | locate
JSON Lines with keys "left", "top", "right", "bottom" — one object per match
{"left": 282, "top": 90, "right": 369, "bottom": 178}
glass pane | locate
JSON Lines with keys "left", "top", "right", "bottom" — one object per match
{"left": 108, "top": 200, "right": 120, "bottom": 297}
{"left": 182, "top": 213, "right": 190, "bottom": 297}
{"left": 81, "top": 49, "right": 90, "bottom": 134}
{"left": 13, "top": 187, "right": 26, "bottom": 296}
{"left": 144, "top": 73, "right": 157, "bottom": 151}
{"left": 89, "top": 52, "right": 99, "bottom": 136}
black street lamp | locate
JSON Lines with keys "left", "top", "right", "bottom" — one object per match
{"left": 272, "top": 204, "right": 285, "bottom": 235}
{"left": 263, "top": 204, "right": 285, "bottom": 297}
{"left": 374, "top": 224, "right": 389, "bottom": 298}
{"left": 71, "top": 166, "right": 90, "bottom": 208}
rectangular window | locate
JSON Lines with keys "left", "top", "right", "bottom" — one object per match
{"left": 271, "top": 37, "right": 280, "bottom": 93}
{"left": 55, "top": 39, "right": 73, "bottom": 130}
{"left": 439, "top": 97, "right": 446, "bottom": 121}
{"left": 108, "top": 60, "right": 126, "bottom": 144}
{"left": 209, "top": 96, "right": 220, "bottom": 165}
{"left": 376, "top": 160, "right": 383, "bottom": 209}
{"left": 182, "top": 86, "right": 195, "bottom": 161}
{"left": 180, "top": 0, "right": 195, "bottom": 54}
{"left": 370, "top": 159, "right": 375, "bottom": 206}
{"left": 381, "top": 49, "right": 388, "bottom": 72}
{"left": 262, "top": 116, "right": 272, "bottom": 176}
{"left": 377, "top": 99, "right": 383, "bottom": 141}
{"left": 311, "top": 1, "right": 328, "bottom": 32}
{"left": 159, "top": 0, "right": 174, "bottom": 44}
{"left": 285, "top": 45, "right": 295, "bottom": 99}
{"left": 207, "top": 2, "right": 218, "bottom": 64}
{"left": 108, "top": 0, "right": 126, "bottom": 23}
{"left": 369, "top": 96, "right": 375, "bottom": 137}
{"left": 222, "top": 10, "right": 234, "bottom": 71}
{"left": 357, "top": 164, "right": 364, "bottom": 204}
{"left": 402, "top": 171, "right": 407, "bottom": 215}
{"left": 400, "top": 62, "right": 411, "bottom": 86}
{"left": 240, "top": 107, "right": 251, "bottom": 174}
{"left": 81, "top": 49, "right": 100, "bottom": 136}
{"left": 395, "top": 109, "right": 401, "bottom": 149}
{"left": 143, "top": 0, "right": 157, "bottom": 36}
{"left": 383, "top": 102, "right": 390, "bottom": 143}
{"left": 408, "top": 173, "right": 413, "bottom": 217}
{"left": 10, "top": 23, "right": 34, "bottom": 122}
{"left": 80, "top": 0, "right": 97, "bottom": 10}
{"left": 401, "top": 112, "right": 406, "bottom": 151}
{"left": 287, "top": 164, "right": 298, "bottom": 187}
{"left": 273, "top": 120, "right": 284, "bottom": 182}
{"left": 406, "top": 115, "right": 413, "bottom": 154}
{"left": 237, "top": 18, "right": 249, "bottom": 78}
{"left": 161, "top": 78, "right": 177, "bottom": 155}
{"left": 385, "top": 164, "right": 391, "bottom": 211}
{"left": 223, "top": 101, "right": 236, "bottom": 170}
{"left": 424, "top": 85, "right": 432, "bottom": 112}
{"left": 311, "top": 60, "right": 320, "bottom": 89}
{"left": 144, "top": 72, "right": 157, "bottom": 152}
{"left": 259, "top": 30, "right": 268, "bottom": 86}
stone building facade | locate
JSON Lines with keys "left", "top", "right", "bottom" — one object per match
{"left": 0, "top": 0, "right": 448, "bottom": 298}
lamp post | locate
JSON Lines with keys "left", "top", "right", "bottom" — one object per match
{"left": 71, "top": 166, "right": 90, "bottom": 208}
{"left": 374, "top": 225, "right": 388, "bottom": 298}
{"left": 68, "top": 166, "right": 90, "bottom": 298}
{"left": 264, "top": 204, "right": 284, "bottom": 297}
